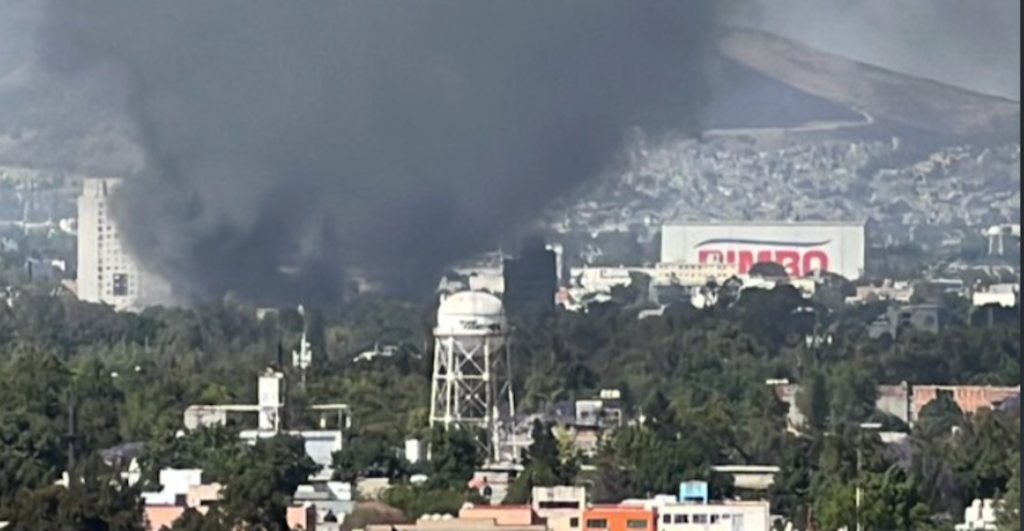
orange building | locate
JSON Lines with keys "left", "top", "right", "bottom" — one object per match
{"left": 582, "top": 506, "right": 656, "bottom": 531}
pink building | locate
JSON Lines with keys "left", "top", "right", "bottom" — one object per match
{"left": 144, "top": 505, "right": 316, "bottom": 531}
{"left": 141, "top": 469, "right": 316, "bottom": 530}
{"left": 459, "top": 505, "right": 543, "bottom": 527}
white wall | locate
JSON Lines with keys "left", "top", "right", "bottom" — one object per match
{"left": 656, "top": 502, "right": 770, "bottom": 531}
{"left": 662, "top": 222, "right": 866, "bottom": 279}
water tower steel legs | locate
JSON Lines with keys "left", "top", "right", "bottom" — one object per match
{"left": 429, "top": 333, "right": 513, "bottom": 465}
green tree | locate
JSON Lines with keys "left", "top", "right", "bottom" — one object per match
{"left": 917, "top": 392, "right": 965, "bottom": 438}
{"left": 382, "top": 485, "right": 469, "bottom": 520}
{"left": 592, "top": 453, "right": 633, "bottom": 504}
{"left": 1, "top": 458, "right": 144, "bottom": 531}
{"left": 813, "top": 478, "right": 856, "bottom": 531}
{"left": 770, "top": 435, "right": 816, "bottom": 529}
{"left": 138, "top": 426, "right": 245, "bottom": 486}
{"left": 427, "top": 427, "right": 480, "bottom": 491}
{"left": 642, "top": 390, "right": 677, "bottom": 440}
{"left": 219, "top": 435, "right": 319, "bottom": 531}
{"left": 858, "top": 465, "right": 931, "bottom": 531}
{"left": 166, "top": 509, "right": 232, "bottom": 531}
{"left": 331, "top": 432, "right": 406, "bottom": 483}
{"left": 827, "top": 362, "right": 879, "bottom": 426}
{"left": 950, "top": 409, "right": 1019, "bottom": 501}
{"left": 797, "top": 370, "right": 830, "bottom": 433}
{"left": 505, "top": 421, "right": 578, "bottom": 504}
{"left": 998, "top": 453, "right": 1020, "bottom": 531}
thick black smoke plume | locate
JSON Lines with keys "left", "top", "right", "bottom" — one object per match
{"left": 44, "top": 0, "right": 726, "bottom": 304}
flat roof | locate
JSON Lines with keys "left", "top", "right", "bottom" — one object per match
{"left": 663, "top": 220, "right": 866, "bottom": 227}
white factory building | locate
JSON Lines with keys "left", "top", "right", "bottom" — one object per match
{"left": 77, "top": 178, "right": 170, "bottom": 312}
{"left": 661, "top": 221, "right": 867, "bottom": 280}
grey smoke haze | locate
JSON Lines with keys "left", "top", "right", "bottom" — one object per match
{"left": 44, "top": 0, "right": 726, "bottom": 304}
{"left": 740, "top": 0, "right": 1021, "bottom": 100}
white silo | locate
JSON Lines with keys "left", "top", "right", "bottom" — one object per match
{"left": 430, "top": 291, "right": 515, "bottom": 464}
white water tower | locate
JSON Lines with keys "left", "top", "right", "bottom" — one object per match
{"left": 430, "top": 291, "right": 515, "bottom": 464}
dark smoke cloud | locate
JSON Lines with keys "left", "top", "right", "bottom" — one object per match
{"left": 739, "top": 0, "right": 1021, "bottom": 100}
{"left": 44, "top": 0, "right": 726, "bottom": 304}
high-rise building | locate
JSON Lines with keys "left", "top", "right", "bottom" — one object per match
{"left": 503, "top": 238, "right": 557, "bottom": 315}
{"left": 77, "top": 179, "right": 168, "bottom": 311}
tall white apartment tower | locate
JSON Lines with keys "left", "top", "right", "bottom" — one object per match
{"left": 77, "top": 179, "right": 167, "bottom": 311}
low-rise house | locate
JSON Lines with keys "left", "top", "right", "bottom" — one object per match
{"left": 141, "top": 469, "right": 316, "bottom": 531}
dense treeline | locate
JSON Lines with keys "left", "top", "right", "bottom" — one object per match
{"left": 0, "top": 287, "right": 1019, "bottom": 529}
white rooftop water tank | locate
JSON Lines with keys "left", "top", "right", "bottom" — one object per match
{"left": 436, "top": 292, "right": 508, "bottom": 348}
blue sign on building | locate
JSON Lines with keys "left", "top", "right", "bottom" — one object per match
{"left": 679, "top": 480, "right": 709, "bottom": 504}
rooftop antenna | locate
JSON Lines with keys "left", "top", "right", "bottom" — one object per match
{"left": 293, "top": 332, "right": 313, "bottom": 388}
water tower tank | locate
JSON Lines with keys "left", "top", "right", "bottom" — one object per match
{"left": 436, "top": 292, "right": 508, "bottom": 348}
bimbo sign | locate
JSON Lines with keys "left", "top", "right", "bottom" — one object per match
{"left": 696, "top": 238, "right": 832, "bottom": 277}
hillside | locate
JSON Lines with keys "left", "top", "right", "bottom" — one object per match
{"left": 718, "top": 29, "right": 1022, "bottom": 140}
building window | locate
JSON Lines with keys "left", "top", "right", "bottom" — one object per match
{"left": 674, "top": 515, "right": 689, "bottom": 524}
{"left": 710, "top": 515, "right": 720, "bottom": 524}
{"left": 663, "top": 515, "right": 672, "bottom": 525}
{"left": 693, "top": 515, "right": 709, "bottom": 525}
{"left": 626, "top": 520, "right": 648, "bottom": 530}
{"left": 586, "top": 519, "right": 609, "bottom": 529}
{"left": 570, "top": 517, "right": 580, "bottom": 528}
{"left": 113, "top": 273, "right": 129, "bottom": 297}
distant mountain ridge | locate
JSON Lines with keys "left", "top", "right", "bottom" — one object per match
{"left": 0, "top": 25, "right": 1019, "bottom": 173}
{"left": 718, "top": 29, "right": 1021, "bottom": 140}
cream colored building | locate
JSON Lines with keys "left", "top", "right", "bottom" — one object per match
{"left": 533, "top": 486, "right": 587, "bottom": 531}
{"left": 77, "top": 179, "right": 170, "bottom": 311}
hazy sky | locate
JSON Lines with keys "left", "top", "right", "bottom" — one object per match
{"left": 739, "top": 0, "right": 1021, "bottom": 100}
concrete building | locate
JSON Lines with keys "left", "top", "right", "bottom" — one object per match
{"left": 777, "top": 382, "right": 1019, "bottom": 429}
{"left": 912, "top": 386, "right": 1022, "bottom": 423}
{"left": 650, "top": 262, "right": 740, "bottom": 287}
{"left": 76, "top": 179, "right": 170, "bottom": 311}
{"left": 504, "top": 239, "right": 558, "bottom": 315}
{"left": 292, "top": 482, "right": 355, "bottom": 529}
{"left": 776, "top": 383, "right": 912, "bottom": 430}
{"left": 711, "top": 466, "right": 779, "bottom": 492}
{"left": 185, "top": 369, "right": 351, "bottom": 480}
{"left": 867, "top": 304, "right": 946, "bottom": 340}
{"left": 367, "top": 507, "right": 547, "bottom": 531}
{"left": 141, "top": 468, "right": 317, "bottom": 531}
{"left": 661, "top": 222, "right": 867, "bottom": 280}
{"left": 850, "top": 281, "right": 916, "bottom": 304}
{"left": 459, "top": 506, "right": 544, "bottom": 527}
{"left": 955, "top": 499, "right": 1002, "bottom": 531}
{"left": 653, "top": 501, "right": 770, "bottom": 531}
{"left": 972, "top": 284, "right": 1020, "bottom": 308}
{"left": 615, "top": 482, "right": 771, "bottom": 531}
{"left": 532, "top": 486, "right": 587, "bottom": 531}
